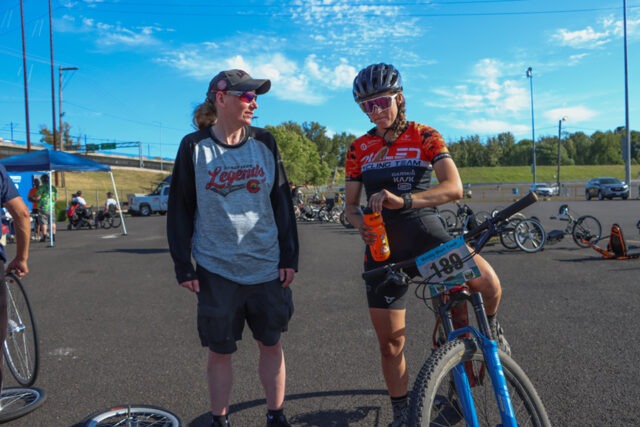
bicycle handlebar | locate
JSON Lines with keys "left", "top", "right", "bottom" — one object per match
{"left": 361, "top": 191, "right": 539, "bottom": 282}
{"left": 464, "top": 191, "right": 538, "bottom": 240}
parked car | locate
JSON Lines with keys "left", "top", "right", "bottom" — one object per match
{"left": 585, "top": 177, "right": 629, "bottom": 200}
{"left": 529, "top": 183, "right": 559, "bottom": 197}
{"left": 128, "top": 179, "right": 170, "bottom": 216}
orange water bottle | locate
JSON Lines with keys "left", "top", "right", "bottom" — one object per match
{"left": 362, "top": 207, "right": 391, "bottom": 262}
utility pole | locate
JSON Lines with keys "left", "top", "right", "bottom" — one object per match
{"left": 49, "top": 0, "right": 57, "bottom": 153}
{"left": 19, "top": 0, "right": 31, "bottom": 151}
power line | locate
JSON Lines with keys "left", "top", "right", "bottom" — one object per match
{"left": 70, "top": 1, "right": 640, "bottom": 18}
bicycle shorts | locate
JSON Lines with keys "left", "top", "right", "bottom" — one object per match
{"left": 364, "top": 213, "right": 452, "bottom": 310}
{"left": 195, "top": 265, "right": 294, "bottom": 354}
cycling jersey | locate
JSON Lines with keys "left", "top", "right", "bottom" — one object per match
{"left": 345, "top": 121, "right": 451, "bottom": 224}
{"left": 346, "top": 121, "right": 454, "bottom": 309}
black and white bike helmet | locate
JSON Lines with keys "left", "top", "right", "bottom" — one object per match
{"left": 352, "top": 63, "right": 403, "bottom": 102}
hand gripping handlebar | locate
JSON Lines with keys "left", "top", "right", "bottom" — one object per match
{"left": 361, "top": 191, "right": 539, "bottom": 283}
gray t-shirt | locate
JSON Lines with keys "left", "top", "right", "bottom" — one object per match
{"left": 191, "top": 134, "right": 279, "bottom": 285}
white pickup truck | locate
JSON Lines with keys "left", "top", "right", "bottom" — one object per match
{"left": 128, "top": 181, "right": 170, "bottom": 216}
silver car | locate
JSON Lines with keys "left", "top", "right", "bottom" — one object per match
{"left": 585, "top": 177, "right": 629, "bottom": 200}
{"left": 529, "top": 183, "right": 558, "bottom": 197}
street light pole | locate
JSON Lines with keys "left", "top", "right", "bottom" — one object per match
{"left": 526, "top": 67, "right": 536, "bottom": 185}
{"left": 58, "top": 66, "right": 78, "bottom": 151}
{"left": 58, "top": 66, "right": 77, "bottom": 187}
{"left": 557, "top": 116, "right": 567, "bottom": 190}
{"left": 623, "top": 0, "right": 631, "bottom": 186}
{"left": 58, "top": 67, "right": 78, "bottom": 151}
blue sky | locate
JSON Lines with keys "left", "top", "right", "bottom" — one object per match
{"left": 1, "top": 0, "right": 639, "bottom": 161}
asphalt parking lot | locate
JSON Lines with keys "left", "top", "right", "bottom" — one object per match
{"left": 3, "top": 195, "right": 640, "bottom": 426}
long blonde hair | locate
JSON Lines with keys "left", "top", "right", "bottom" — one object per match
{"left": 192, "top": 99, "right": 217, "bottom": 130}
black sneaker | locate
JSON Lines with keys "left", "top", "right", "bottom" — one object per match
{"left": 266, "top": 412, "right": 291, "bottom": 427}
{"left": 387, "top": 406, "right": 408, "bottom": 427}
{"left": 210, "top": 415, "right": 230, "bottom": 427}
{"left": 489, "top": 316, "right": 511, "bottom": 356}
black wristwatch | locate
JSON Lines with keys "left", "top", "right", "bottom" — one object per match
{"left": 402, "top": 192, "right": 413, "bottom": 209}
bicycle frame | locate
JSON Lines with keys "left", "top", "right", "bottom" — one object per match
{"left": 433, "top": 286, "right": 517, "bottom": 427}
{"left": 551, "top": 212, "right": 576, "bottom": 236}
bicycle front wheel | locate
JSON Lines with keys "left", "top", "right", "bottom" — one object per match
{"left": 499, "top": 218, "right": 521, "bottom": 250}
{"left": 3, "top": 273, "right": 39, "bottom": 386}
{"left": 572, "top": 215, "right": 601, "bottom": 248}
{"left": 82, "top": 404, "right": 182, "bottom": 427}
{"left": 409, "top": 338, "right": 550, "bottom": 427}
{"left": 111, "top": 215, "right": 121, "bottom": 228}
{"left": 514, "top": 219, "right": 546, "bottom": 253}
{"left": 0, "top": 387, "right": 46, "bottom": 422}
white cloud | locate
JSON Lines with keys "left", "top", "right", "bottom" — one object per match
{"left": 286, "top": 0, "right": 422, "bottom": 59}
{"left": 543, "top": 106, "right": 597, "bottom": 124}
{"left": 430, "top": 58, "right": 529, "bottom": 116}
{"left": 157, "top": 47, "right": 361, "bottom": 105}
{"left": 551, "top": 26, "right": 610, "bottom": 49}
{"left": 304, "top": 55, "right": 357, "bottom": 88}
{"left": 427, "top": 58, "right": 536, "bottom": 137}
{"left": 57, "top": 14, "right": 165, "bottom": 48}
{"left": 602, "top": 13, "right": 640, "bottom": 38}
{"left": 567, "top": 53, "right": 589, "bottom": 65}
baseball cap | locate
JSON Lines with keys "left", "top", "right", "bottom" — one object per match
{"left": 207, "top": 69, "right": 271, "bottom": 101}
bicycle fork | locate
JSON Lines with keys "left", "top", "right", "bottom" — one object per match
{"left": 441, "top": 291, "right": 518, "bottom": 427}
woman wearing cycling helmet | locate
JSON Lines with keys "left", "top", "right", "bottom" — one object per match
{"left": 345, "top": 63, "right": 507, "bottom": 426}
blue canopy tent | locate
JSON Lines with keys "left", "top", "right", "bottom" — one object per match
{"left": 0, "top": 149, "right": 128, "bottom": 244}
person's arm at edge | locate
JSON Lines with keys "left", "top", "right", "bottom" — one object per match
{"left": 166, "top": 135, "right": 198, "bottom": 292}
{"left": 5, "top": 196, "right": 30, "bottom": 277}
{"left": 266, "top": 131, "right": 299, "bottom": 288}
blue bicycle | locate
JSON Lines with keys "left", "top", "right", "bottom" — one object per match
{"left": 363, "top": 192, "right": 550, "bottom": 426}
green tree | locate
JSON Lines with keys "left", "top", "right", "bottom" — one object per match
{"left": 267, "top": 124, "right": 331, "bottom": 185}
{"left": 39, "top": 122, "right": 81, "bottom": 150}
{"left": 591, "top": 131, "right": 623, "bottom": 164}
{"left": 535, "top": 136, "right": 558, "bottom": 166}
{"left": 568, "top": 132, "right": 592, "bottom": 165}
{"left": 302, "top": 121, "right": 341, "bottom": 170}
{"left": 495, "top": 132, "right": 517, "bottom": 166}
{"left": 448, "top": 135, "right": 486, "bottom": 167}
{"left": 484, "top": 135, "right": 504, "bottom": 167}
{"left": 331, "top": 131, "right": 355, "bottom": 168}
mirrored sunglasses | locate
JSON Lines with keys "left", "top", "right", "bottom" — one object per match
{"left": 225, "top": 91, "right": 258, "bottom": 103}
{"left": 359, "top": 93, "right": 398, "bottom": 114}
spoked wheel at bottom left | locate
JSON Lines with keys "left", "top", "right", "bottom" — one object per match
{"left": 3, "top": 272, "right": 39, "bottom": 387}
{"left": 0, "top": 387, "right": 46, "bottom": 423}
{"left": 82, "top": 404, "right": 182, "bottom": 427}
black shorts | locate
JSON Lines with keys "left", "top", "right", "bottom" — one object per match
{"left": 364, "top": 214, "right": 452, "bottom": 309}
{"left": 195, "top": 266, "right": 294, "bottom": 354}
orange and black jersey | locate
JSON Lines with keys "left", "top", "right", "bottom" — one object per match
{"left": 345, "top": 121, "right": 451, "bottom": 223}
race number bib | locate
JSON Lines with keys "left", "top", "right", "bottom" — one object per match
{"left": 416, "top": 236, "right": 481, "bottom": 284}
